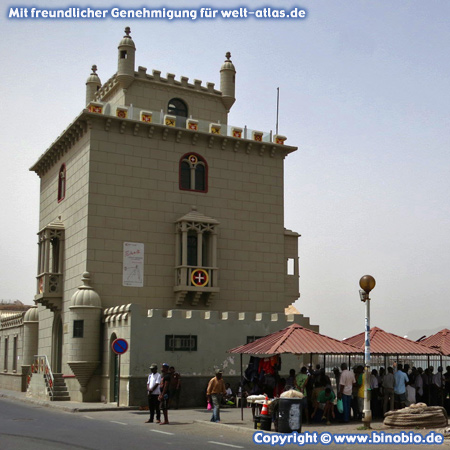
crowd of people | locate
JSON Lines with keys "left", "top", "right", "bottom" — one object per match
{"left": 144, "top": 361, "right": 450, "bottom": 426}
{"left": 236, "top": 362, "right": 450, "bottom": 426}
{"left": 336, "top": 363, "right": 450, "bottom": 423}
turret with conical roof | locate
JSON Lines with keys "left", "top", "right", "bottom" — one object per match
{"left": 117, "top": 27, "right": 136, "bottom": 90}
{"left": 85, "top": 65, "right": 102, "bottom": 105}
{"left": 220, "top": 52, "right": 236, "bottom": 112}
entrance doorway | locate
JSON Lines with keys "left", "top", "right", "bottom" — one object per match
{"left": 51, "top": 315, "right": 63, "bottom": 373}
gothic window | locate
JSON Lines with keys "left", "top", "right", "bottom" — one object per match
{"left": 187, "top": 232, "right": 198, "bottom": 266}
{"left": 168, "top": 98, "right": 188, "bottom": 117}
{"left": 179, "top": 153, "right": 208, "bottom": 192}
{"left": 58, "top": 164, "right": 66, "bottom": 202}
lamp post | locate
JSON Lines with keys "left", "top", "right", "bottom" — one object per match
{"left": 359, "top": 275, "right": 376, "bottom": 428}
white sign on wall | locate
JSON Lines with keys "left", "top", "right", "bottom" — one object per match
{"left": 123, "top": 242, "right": 144, "bottom": 287}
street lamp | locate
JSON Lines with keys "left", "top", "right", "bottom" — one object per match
{"left": 359, "top": 275, "right": 376, "bottom": 428}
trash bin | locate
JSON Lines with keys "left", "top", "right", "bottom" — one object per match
{"left": 254, "top": 413, "right": 272, "bottom": 431}
{"left": 260, "top": 414, "right": 272, "bottom": 431}
{"left": 277, "top": 398, "right": 302, "bottom": 433}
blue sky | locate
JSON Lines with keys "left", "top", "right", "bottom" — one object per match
{"left": 2, "top": 0, "right": 449, "bottom": 339}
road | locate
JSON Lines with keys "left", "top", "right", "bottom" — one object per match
{"left": 0, "top": 398, "right": 446, "bottom": 450}
{"left": 0, "top": 398, "right": 260, "bottom": 450}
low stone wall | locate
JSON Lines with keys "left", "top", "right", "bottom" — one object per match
{"left": 0, "top": 371, "right": 27, "bottom": 392}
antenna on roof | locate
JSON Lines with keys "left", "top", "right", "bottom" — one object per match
{"left": 276, "top": 87, "right": 280, "bottom": 135}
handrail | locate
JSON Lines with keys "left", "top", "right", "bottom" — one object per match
{"left": 31, "top": 355, "right": 54, "bottom": 396}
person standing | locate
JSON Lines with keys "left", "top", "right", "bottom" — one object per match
{"left": 207, "top": 369, "right": 227, "bottom": 423}
{"left": 338, "top": 363, "right": 356, "bottom": 423}
{"left": 370, "top": 369, "right": 380, "bottom": 418}
{"left": 415, "top": 367, "right": 424, "bottom": 403}
{"left": 146, "top": 363, "right": 161, "bottom": 423}
{"left": 431, "top": 366, "right": 444, "bottom": 406}
{"left": 168, "top": 366, "right": 181, "bottom": 409}
{"left": 444, "top": 366, "right": 450, "bottom": 400}
{"left": 158, "top": 363, "right": 171, "bottom": 425}
{"left": 383, "top": 367, "right": 395, "bottom": 414}
{"left": 332, "top": 367, "right": 341, "bottom": 396}
{"left": 394, "top": 364, "right": 409, "bottom": 409}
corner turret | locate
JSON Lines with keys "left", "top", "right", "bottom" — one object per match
{"left": 117, "top": 27, "right": 136, "bottom": 90}
{"left": 85, "top": 65, "right": 102, "bottom": 105}
{"left": 220, "top": 52, "right": 236, "bottom": 112}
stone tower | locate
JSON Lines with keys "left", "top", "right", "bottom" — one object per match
{"left": 27, "top": 28, "right": 315, "bottom": 405}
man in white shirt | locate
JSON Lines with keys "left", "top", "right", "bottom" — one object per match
{"left": 146, "top": 363, "right": 161, "bottom": 423}
{"left": 339, "top": 363, "right": 356, "bottom": 423}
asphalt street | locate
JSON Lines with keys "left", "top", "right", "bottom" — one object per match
{"left": 0, "top": 397, "right": 262, "bottom": 450}
{"left": 0, "top": 395, "right": 448, "bottom": 450}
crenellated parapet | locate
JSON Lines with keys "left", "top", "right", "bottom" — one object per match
{"left": 95, "top": 67, "right": 223, "bottom": 103}
{"left": 136, "top": 67, "right": 221, "bottom": 95}
{"left": 101, "top": 306, "right": 315, "bottom": 330}
{"left": 0, "top": 312, "right": 25, "bottom": 329}
{"left": 146, "top": 308, "right": 306, "bottom": 327}
{"left": 103, "top": 303, "right": 132, "bottom": 324}
{"left": 30, "top": 108, "right": 294, "bottom": 178}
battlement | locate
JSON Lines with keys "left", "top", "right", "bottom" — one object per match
{"left": 147, "top": 308, "right": 298, "bottom": 325}
{"left": 102, "top": 305, "right": 303, "bottom": 326}
{"left": 0, "top": 312, "right": 24, "bottom": 329}
{"left": 103, "top": 303, "right": 132, "bottom": 323}
{"left": 136, "top": 67, "right": 220, "bottom": 95}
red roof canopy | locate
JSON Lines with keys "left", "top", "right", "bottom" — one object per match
{"left": 228, "top": 323, "right": 361, "bottom": 355}
{"left": 418, "top": 329, "right": 450, "bottom": 356}
{"left": 343, "top": 327, "right": 441, "bottom": 355}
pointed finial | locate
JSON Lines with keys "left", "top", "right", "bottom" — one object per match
{"left": 225, "top": 52, "right": 232, "bottom": 62}
{"left": 124, "top": 27, "right": 131, "bottom": 37}
{"left": 91, "top": 65, "right": 97, "bottom": 74}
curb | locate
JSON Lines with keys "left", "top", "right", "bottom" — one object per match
{"left": 0, "top": 392, "right": 138, "bottom": 413}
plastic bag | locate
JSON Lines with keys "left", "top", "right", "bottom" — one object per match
{"left": 337, "top": 398, "right": 343, "bottom": 414}
{"left": 207, "top": 401, "right": 212, "bottom": 410}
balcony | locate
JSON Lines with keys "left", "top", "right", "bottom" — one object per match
{"left": 34, "top": 272, "right": 63, "bottom": 312}
{"left": 174, "top": 266, "right": 220, "bottom": 307}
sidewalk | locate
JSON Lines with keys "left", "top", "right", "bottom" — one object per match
{"left": 0, "top": 388, "right": 448, "bottom": 441}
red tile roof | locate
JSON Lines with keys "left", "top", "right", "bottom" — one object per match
{"left": 343, "top": 327, "right": 440, "bottom": 355}
{"left": 228, "top": 323, "right": 361, "bottom": 355}
{"left": 418, "top": 329, "right": 450, "bottom": 356}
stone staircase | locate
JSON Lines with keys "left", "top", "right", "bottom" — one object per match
{"left": 48, "top": 373, "right": 70, "bottom": 401}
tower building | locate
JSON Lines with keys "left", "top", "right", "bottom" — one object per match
{"left": 1, "top": 29, "right": 316, "bottom": 405}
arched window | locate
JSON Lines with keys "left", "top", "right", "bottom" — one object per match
{"left": 168, "top": 98, "right": 188, "bottom": 117}
{"left": 58, "top": 164, "right": 66, "bottom": 202}
{"left": 179, "top": 153, "right": 208, "bottom": 193}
